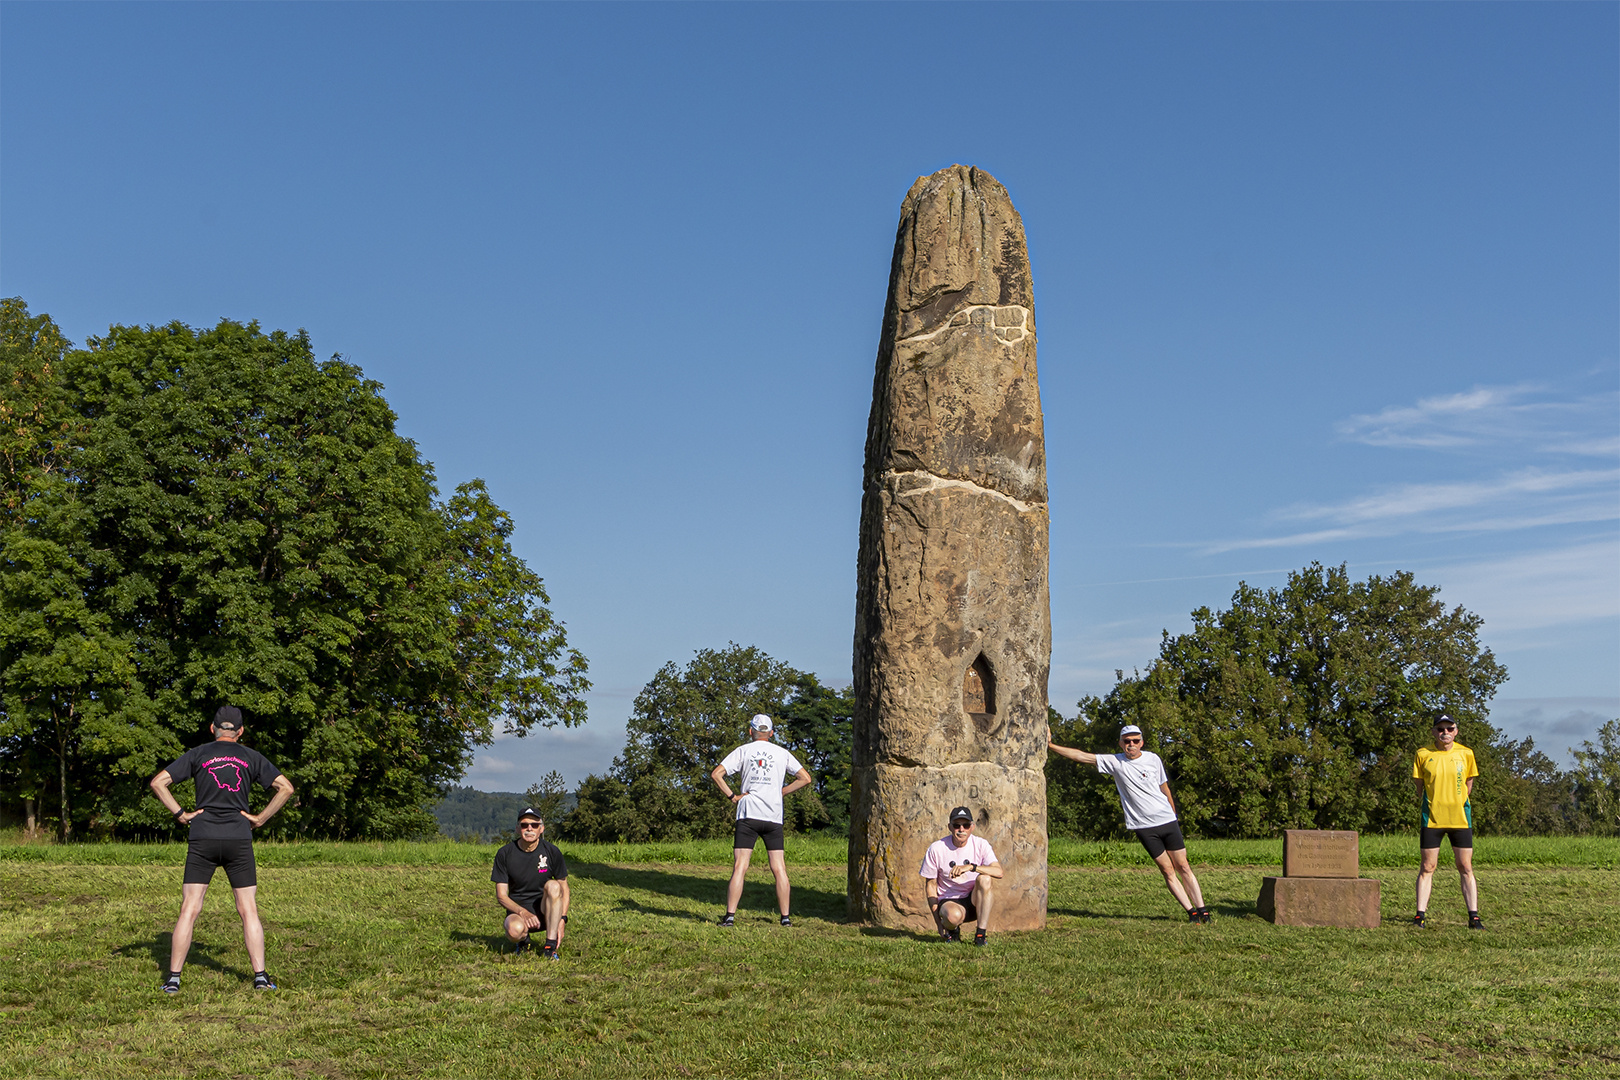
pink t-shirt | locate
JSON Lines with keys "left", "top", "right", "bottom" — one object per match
{"left": 919, "top": 834, "right": 998, "bottom": 901}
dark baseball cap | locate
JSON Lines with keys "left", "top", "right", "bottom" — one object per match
{"left": 949, "top": 806, "right": 973, "bottom": 825}
{"left": 213, "top": 705, "right": 243, "bottom": 730}
{"left": 516, "top": 807, "right": 544, "bottom": 825}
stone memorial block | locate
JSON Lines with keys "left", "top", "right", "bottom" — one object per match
{"left": 1257, "top": 876, "right": 1381, "bottom": 928}
{"left": 848, "top": 165, "right": 1049, "bottom": 931}
{"left": 1283, "top": 829, "right": 1360, "bottom": 878}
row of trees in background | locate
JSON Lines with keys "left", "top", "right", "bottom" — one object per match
{"left": 1, "top": 300, "right": 589, "bottom": 840}
{"left": 545, "top": 567, "right": 1617, "bottom": 844}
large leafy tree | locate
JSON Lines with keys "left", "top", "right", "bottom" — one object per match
{"left": 1055, "top": 564, "right": 1509, "bottom": 838}
{"left": 1570, "top": 719, "right": 1620, "bottom": 836}
{"left": 0, "top": 304, "right": 588, "bottom": 838}
{"left": 566, "top": 644, "right": 847, "bottom": 842}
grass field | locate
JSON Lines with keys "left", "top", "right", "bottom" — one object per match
{"left": 2, "top": 836, "right": 1617, "bottom": 1078}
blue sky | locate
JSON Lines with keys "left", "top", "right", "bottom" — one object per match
{"left": 4, "top": 3, "right": 1615, "bottom": 786}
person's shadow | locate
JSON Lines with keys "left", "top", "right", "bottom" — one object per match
{"left": 114, "top": 933, "right": 237, "bottom": 976}
{"left": 569, "top": 862, "right": 849, "bottom": 922}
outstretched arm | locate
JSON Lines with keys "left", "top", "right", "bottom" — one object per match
{"left": 1048, "top": 741, "right": 1099, "bottom": 767}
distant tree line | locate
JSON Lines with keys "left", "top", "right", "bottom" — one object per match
{"left": 546, "top": 567, "right": 1616, "bottom": 844}
{"left": 0, "top": 300, "right": 589, "bottom": 840}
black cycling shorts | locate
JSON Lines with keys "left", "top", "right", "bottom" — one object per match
{"left": 183, "top": 837, "right": 257, "bottom": 888}
{"left": 1134, "top": 821, "right": 1187, "bottom": 859}
{"left": 1420, "top": 827, "right": 1473, "bottom": 850}
{"left": 734, "top": 817, "right": 785, "bottom": 852}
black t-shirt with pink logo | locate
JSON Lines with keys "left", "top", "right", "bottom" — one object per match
{"left": 165, "top": 740, "right": 284, "bottom": 840}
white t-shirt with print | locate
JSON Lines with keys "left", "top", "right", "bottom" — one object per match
{"left": 1096, "top": 750, "right": 1177, "bottom": 830}
{"left": 919, "top": 834, "right": 998, "bottom": 901}
{"left": 719, "top": 740, "right": 805, "bottom": 825}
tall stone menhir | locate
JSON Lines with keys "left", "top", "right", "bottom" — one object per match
{"left": 849, "top": 166, "right": 1049, "bottom": 930}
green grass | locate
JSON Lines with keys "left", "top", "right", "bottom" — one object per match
{"left": 2, "top": 837, "right": 1617, "bottom": 1078}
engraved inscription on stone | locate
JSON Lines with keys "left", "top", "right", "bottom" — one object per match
{"left": 1283, "top": 829, "right": 1360, "bottom": 878}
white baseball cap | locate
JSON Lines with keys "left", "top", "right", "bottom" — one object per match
{"left": 1120, "top": 725, "right": 1143, "bottom": 737}
{"left": 750, "top": 714, "right": 773, "bottom": 732}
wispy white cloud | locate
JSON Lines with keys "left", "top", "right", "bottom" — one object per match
{"left": 1429, "top": 539, "right": 1620, "bottom": 633}
{"left": 1338, "top": 383, "right": 1619, "bottom": 456}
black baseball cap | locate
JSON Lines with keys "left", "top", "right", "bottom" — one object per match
{"left": 1433, "top": 713, "right": 1457, "bottom": 728}
{"left": 949, "top": 806, "right": 973, "bottom": 825}
{"left": 516, "top": 807, "right": 544, "bottom": 825}
{"left": 213, "top": 705, "right": 243, "bottom": 730}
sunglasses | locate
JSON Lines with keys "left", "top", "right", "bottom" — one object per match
{"left": 951, "top": 822, "right": 973, "bottom": 830}
{"left": 1435, "top": 725, "right": 1457, "bottom": 732}
{"left": 518, "top": 822, "right": 542, "bottom": 830}
{"left": 1121, "top": 737, "right": 1144, "bottom": 744}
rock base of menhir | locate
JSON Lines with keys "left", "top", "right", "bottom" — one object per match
{"left": 848, "top": 761, "right": 1047, "bottom": 931}
{"left": 1257, "top": 876, "right": 1381, "bottom": 928}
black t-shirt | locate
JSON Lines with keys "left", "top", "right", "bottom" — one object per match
{"left": 490, "top": 838, "right": 568, "bottom": 910}
{"left": 164, "top": 740, "right": 283, "bottom": 840}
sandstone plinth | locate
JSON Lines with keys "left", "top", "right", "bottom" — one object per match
{"left": 849, "top": 165, "right": 1049, "bottom": 931}
{"left": 1257, "top": 877, "right": 1381, "bottom": 928}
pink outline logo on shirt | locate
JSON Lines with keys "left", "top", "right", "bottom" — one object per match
{"left": 204, "top": 759, "right": 248, "bottom": 792}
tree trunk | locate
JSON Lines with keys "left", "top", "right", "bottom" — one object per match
{"left": 24, "top": 797, "right": 36, "bottom": 838}
{"left": 58, "top": 736, "right": 72, "bottom": 841}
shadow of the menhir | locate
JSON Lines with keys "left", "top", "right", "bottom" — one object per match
{"left": 570, "top": 862, "right": 849, "bottom": 922}
{"left": 114, "top": 933, "right": 239, "bottom": 976}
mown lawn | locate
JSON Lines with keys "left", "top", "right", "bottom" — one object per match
{"left": 1, "top": 837, "right": 1616, "bottom": 1078}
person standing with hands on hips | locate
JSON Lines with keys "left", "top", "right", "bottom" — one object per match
{"left": 919, "top": 806, "right": 1003, "bottom": 946}
{"left": 149, "top": 705, "right": 295, "bottom": 994}
{"left": 1048, "top": 723, "right": 1209, "bottom": 923}
{"left": 710, "top": 714, "right": 813, "bottom": 927}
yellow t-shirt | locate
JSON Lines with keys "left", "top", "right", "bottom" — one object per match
{"left": 1413, "top": 743, "right": 1478, "bottom": 829}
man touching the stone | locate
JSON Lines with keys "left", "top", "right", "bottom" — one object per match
{"left": 492, "top": 808, "right": 571, "bottom": 958}
{"left": 1048, "top": 724, "right": 1209, "bottom": 923}
{"left": 919, "top": 805, "right": 1003, "bottom": 946}
{"left": 710, "top": 714, "right": 812, "bottom": 926}
{"left": 149, "top": 705, "right": 295, "bottom": 994}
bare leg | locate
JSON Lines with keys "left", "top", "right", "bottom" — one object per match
{"left": 941, "top": 900, "right": 967, "bottom": 930}
{"left": 543, "top": 879, "right": 569, "bottom": 944}
{"left": 1166, "top": 848, "right": 1204, "bottom": 909}
{"left": 765, "top": 848, "right": 791, "bottom": 917}
{"left": 1152, "top": 851, "right": 1194, "bottom": 911}
{"left": 504, "top": 912, "right": 533, "bottom": 942}
{"left": 1415, "top": 846, "right": 1439, "bottom": 912}
{"left": 725, "top": 847, "right": 753, "bottom": 913}
{"left": 168, "top": 883, "right": 210, "bottom": 973}
{"left": 232, "top": 886, "right": 265, "bottom": 972}
{"left": 1455, "top": 845, "right": 1478, "bottom": 911}
{"left": 971, "top": 874, "right": 995, "bottom": 931}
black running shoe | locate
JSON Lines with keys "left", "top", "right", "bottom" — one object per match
{"left": 718, "top": 912, "right": 735, "bottom": 927}
{"left": 1199, "top": 907, "right": 1212, "bottom": 924}
{"left": 779, "top": 915, "right": 792, "bottom": 927}
{"left": 160, "top": 974, "right": 181, "bottom": 995}
{"left": 973, "top": 928, "right": 987, "bottom": 947}
{"left": 252, "top": 972, "right": 277, "bottom": 991}
{"left": 1187, "top": 908, "right": 1202, "bottom": 923}
{"left": 1468, "top": 914, "right": 1484, "bottom": 930}
{"left": 1412, "top": 914, "right": 1427, "bottom": 928}
{"left": 542, "top": 941, "right": 560, "bottom": 960}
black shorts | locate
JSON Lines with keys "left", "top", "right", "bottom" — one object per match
{"left": 1420, "top": 827, "right": 1473, "bottom": 850}
{"left": 1134, "top": 822, "right": 1187, "bottom": 859}
{"left": 938, "top": 895, "right": 978, "bottom": 923}
{"left": 734, "top": 817, "right": 785, "bottom": 852}
{"left": 183, "top": 837, "right": 257, "bottom": 888}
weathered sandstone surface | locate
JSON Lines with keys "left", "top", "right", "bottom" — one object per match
{"left": 849, "top": 165, "right": 1050, "bottom": 931}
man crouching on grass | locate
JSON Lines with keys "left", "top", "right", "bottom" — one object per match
{"left": 919, "top": 806, "right": 1003, "bottom": 946}
{"left": 492, "top": 808, "right": 570, "bottom": 958}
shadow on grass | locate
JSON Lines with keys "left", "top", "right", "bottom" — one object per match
{"left": 115, "top": 933, "right": 238, "bottom": 976}
{"left": 449, "top": 929, "right": 517, "bottom": 956}
{"left": 571, "top": 862, "right": 848, "bottom": 922}
{"left": 856, "top": 925, "right": 938, "bottom": 943}
{"left": 1049, "top": 908, "right": 1168, "bottom": 921}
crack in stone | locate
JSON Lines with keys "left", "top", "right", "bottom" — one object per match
{"left": 882, "top": 469, "right": 1046, "bottom": 513}
{"left": 896, "top": 304, "right": 1033, "bottom": 348}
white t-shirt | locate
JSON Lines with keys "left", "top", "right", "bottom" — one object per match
{"left": 1096, "top": 750, "right": 1177, "bottom": 830}
{"left": 719, "top": 740, "right": 805, "bottom": 825}
{"left": 919, "top": 834, "right": 998, "bottom": 901}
